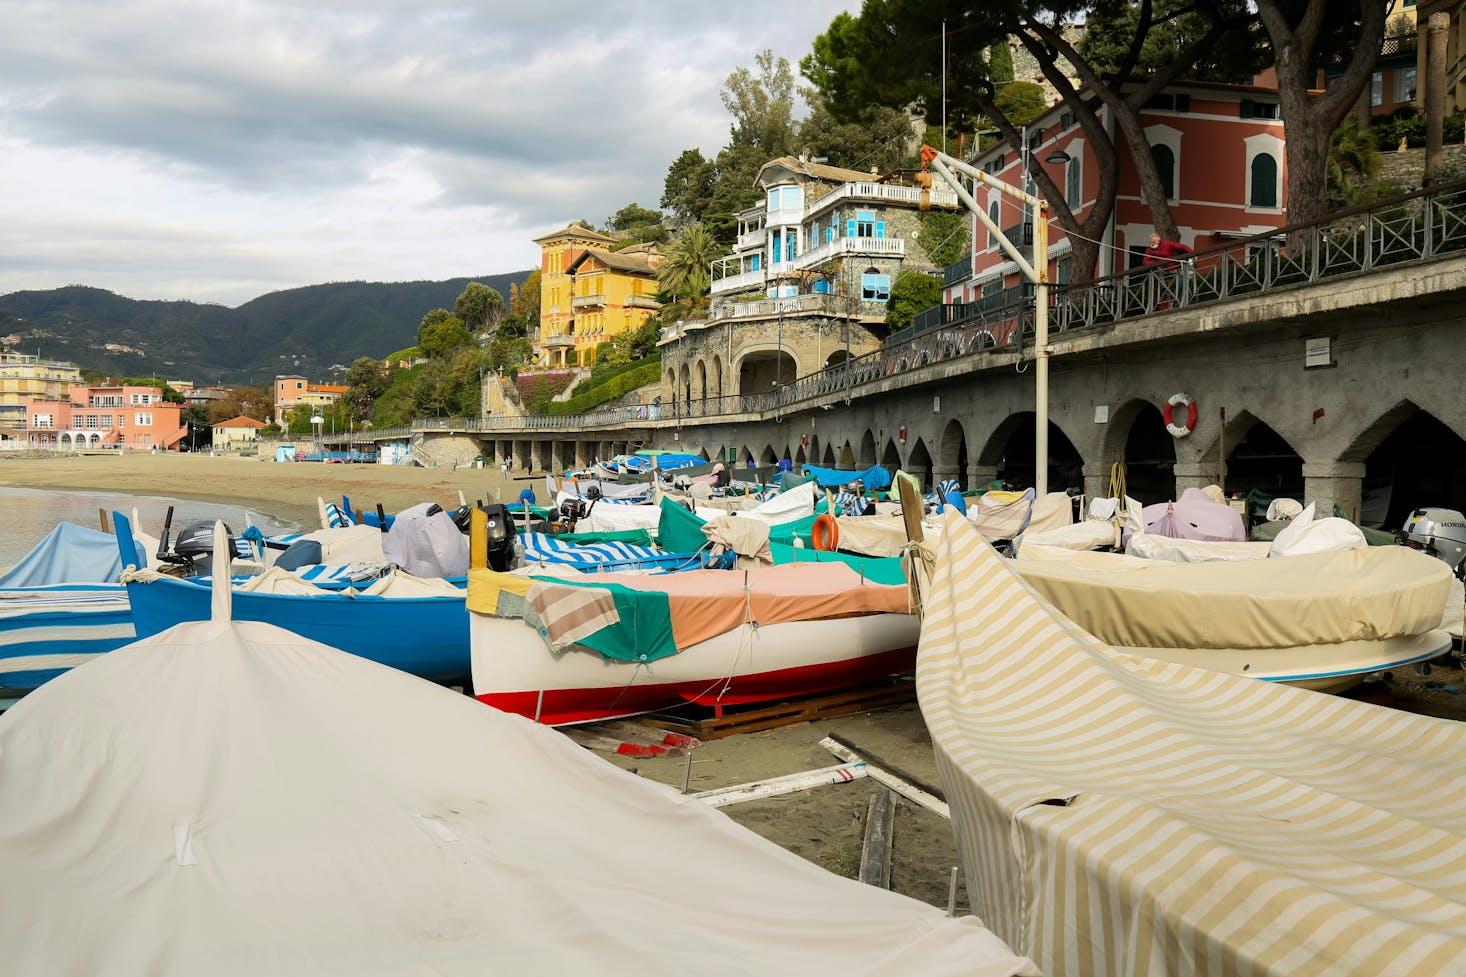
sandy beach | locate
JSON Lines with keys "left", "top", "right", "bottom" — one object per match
{"left": 2, "top": 450, "right": 1463, "bottom": 914}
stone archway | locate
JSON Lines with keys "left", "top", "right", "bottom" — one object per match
{"left": 694, "top": 360, "right": 708, "bottom": 401}
{"left": 881, "top": 438, "right": 901, "bottom": 472}
{"left": 906, "top": 437, "right": 934, "bottom": 489}
{"left": 1345, "top": 401, "right": 1466, "bottom": 528}
{"left": 937, "top": 419, "right": 969, "bottom": 490}
{"left": 1103, "top": 399, "right": 1176, "bottom": 505}
{"left": 711, "top": 354, "right": 725, "bottom": 401}
{"left": 859, "top": 429, "right": 877, "bottom": 467}
{"left": 838, "top": 441, "right": 856, "bottom": 467}
{"left": 980, "top": 412, "right": 1084, "bottom": 492}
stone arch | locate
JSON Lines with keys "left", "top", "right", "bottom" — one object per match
{"left": 678, "top": 363, "right": 692, "bottom": 407}
{"left": 809, "top": 434, "right": 821, "bottom": 460}
{"left": 1344, "top": 401, "right": 1466, "bottom": 528}
{"left": 1102, "top": 398, "right": 1176, "bottom": 505}
{"left": 822, "top": 443, "right": 837, "bottom": 466}
{"left": 881, "top": 438, "right": 901, "bottom": 472}
{"left": 979, "top": 411, "right": 1085, "bottom": 492}
{"left": 1218, "top": 415, "right": 1302, "bottom": 502}
{"left": 859, "top": 430, "right": 877, "bottom": 467}
{"left": 938, "top": 419, "right": 969, "bottom": 490}
{"left": 906, "top": 437, "right": 934, "bottom": 489}
{"left": 839, "top": 441, "right": 856, "bottom": 467}
{"left": 760, "top": 444, "right": 778, "bottom": 465}
{"left": 795, "top": 445, "right": 807, "bottom": 465}
{"left": 695, "top": 360, "right": 708, "bottom": 401}
{"left": 711, "top": 354, "right": 725, "bottom": 401}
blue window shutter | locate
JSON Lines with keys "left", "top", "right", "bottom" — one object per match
{"left": 875, "top": 221, "right": 886, "bottom": 238}
{"left": 825, "top": 227, "right": 833, "bottom": 243}
{"left": 846, "top": 219, "right": 856, "bottom": 237}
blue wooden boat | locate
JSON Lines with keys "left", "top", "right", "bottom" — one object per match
{"left": 112, "top": 513, "right": 471, "bottom": 684}
{"left": 0, "top": 523, "right": 142, "bottom": 694}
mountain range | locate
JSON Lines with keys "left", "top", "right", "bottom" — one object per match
{"left": 0, "top": 270, "right": 532, "bottom": 387}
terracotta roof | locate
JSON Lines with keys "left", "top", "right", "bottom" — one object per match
{"left": 757, "top": 156, "right": 883, "bottom": 187}
{"left": 568, "top": 247, "right": 659, "bottom": 277}
{"left": 214, "top": 416, "right": 267, "bottom": 428}
{"left": 532, "top": 220, "right": 617, "bottom": 245}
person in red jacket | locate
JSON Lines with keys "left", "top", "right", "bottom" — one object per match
{"left": 1142, "top": 232, "right": 1193, "bottom": 307}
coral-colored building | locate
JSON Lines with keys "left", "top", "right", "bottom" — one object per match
{"left": 273, "top": 375, "right": 349, "bottom": 427}
{"left": 948, "top": 80, "right": 1289, "bottom": 305}
{"left": 25, "top": 384, "right": 186, "bottom": 451}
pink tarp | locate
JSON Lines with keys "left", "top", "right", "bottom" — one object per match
{"left": 1133, "top": 487, "right": 1245, "bottom": 542}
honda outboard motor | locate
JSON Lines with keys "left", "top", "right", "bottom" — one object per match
{"left": 1403, "top": 508, "right": 1466, "bottom": 578}
{"left": 169, "top": 520, "right": 240, "bottom": 577}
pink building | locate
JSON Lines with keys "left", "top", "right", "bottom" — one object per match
{"left": 25, "top": 384, "right": 186, "bottom": 451}
{"left": 948, "top": 80, "right": 1289, "bottom": 314}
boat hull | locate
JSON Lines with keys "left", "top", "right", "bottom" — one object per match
{"left": 0, "top": 585, "right": 136, "bottom": 691}
{"left": 471, "top": 613, "right": 920, "bottom": 725}
{"left": 1112, "top": 629, "right": 1452, "bottom": 694}
{"left": 126, "top": 577, "right": 469, "bottom": 684}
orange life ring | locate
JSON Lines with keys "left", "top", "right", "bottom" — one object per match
{"left": 1162, "top": 392, "right": 1198, "bottom": 438}
{"left": 812, "top": 513, "right": 840, "bottom": 552}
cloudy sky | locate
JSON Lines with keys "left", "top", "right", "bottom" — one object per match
{"left": 0, "top": 0, "right": 859, "bottom": 306}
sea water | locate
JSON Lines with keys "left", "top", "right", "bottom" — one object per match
{"left": 0, "top": 486, "right": 299, "bottom": 569}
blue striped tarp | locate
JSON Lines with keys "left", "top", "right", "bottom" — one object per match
{"left": 519, "top": 533, "right": 667, "bottom": 567}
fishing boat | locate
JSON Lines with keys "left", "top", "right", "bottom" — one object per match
{"left": 0, "top": 526, "right": 1038, "bottom": 977}
{"left": 917, "top": 510, "right": 1466, "bottom": 976}
{"left": 112, "top": 512, "right": 473, "bottom": 684}
{"left": 0, "top": 522, "right": 149, "bottom": 695}
{"left": 467, "top": 554, "right": 919, "bottom": 725}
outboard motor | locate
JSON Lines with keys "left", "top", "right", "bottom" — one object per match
{"left": 1402, "top": 508, "right": 1466, "bottom": 578}
{"left": 558, "top": 497, "right": 590, "bottom": 530}
{"left": 169, "top": 520, "right": 240, "bottom": 577}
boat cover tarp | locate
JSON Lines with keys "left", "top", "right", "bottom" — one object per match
{"left": 1012, "top": 540, "right": 1449, "bottom": 650}
{"left": 382, "top": 503, "right": 468, "bottom": 578}
{"left": 520, "top": 532, "right": 669, "bottom": 568}
{"left": 0, "top": 522, "right": 143, "bottom": 588}
{"left": 1267, "top": 502, "right": 1368, "bottom": 557}
{"left": 918, "top": 510, "right": 1466, "bottom": 976}
{"left": 769, "top": 542, "right": 908, "bottom": 586}
{"left": 1019, "top": 519, "right": 1118, "bottom": 552}
{"left": 0, "top": 605, "right": 1035, "bottom": 977}
{"left": 555, "top": 529, "right": 653, "bottom": 547}
{"left": 801, "top": 463, "right": 892, "bottom": 490}
{"left": 1123, "top": 533, "right": 1271, "bottom": 562}
{"left": 467, "top": 563, "right": 914, "bottom": 663}
{"left": 1137, "top": 487, "right": 1246, "bottom": 542}
{"left": 300, "top": 524, "right": 388, "bottom": 565}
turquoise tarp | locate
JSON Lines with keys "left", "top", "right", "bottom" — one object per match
{"left": 801, "top": 464, "right": 892, "bottom": 490}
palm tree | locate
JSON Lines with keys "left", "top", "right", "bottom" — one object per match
{"left": 1328, "top": 116, "right": 1383, "bottom": 207}
{"left": 657, "top": 223, "right": 719, "bottom": 320}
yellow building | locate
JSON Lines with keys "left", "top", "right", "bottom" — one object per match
{"left": 561, "top": 244, "right": 661, "bottom": 367}
{"left": 0, "top": 351, "right": 82, "bottom": 440}
{"left": 531, "top": 221, "right": 616, "bottom": 368}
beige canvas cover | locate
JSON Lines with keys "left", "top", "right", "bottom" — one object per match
{"left": 918, "top": 512, "right": 1466, "bottom": 976}
{"left": 0, "top": 573, "right": 1036, "bottom": 976}
{"left": 1012, "top": 542, "right": 1449, "bottom": 650}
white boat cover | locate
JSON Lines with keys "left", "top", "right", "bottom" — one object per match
{"left": 382, "top": 502, "right": 468, "bottom": 578}
{"left": 0, "top": 587, "right": 1035, "bottom": 976}
{"left": 301, "top": 524, "right": 388, "bottom": 565}
{"left": 918, "top": 512, "right": 1466, "bottom": 976}
{"left": 354, "top": 567, "right": 463, "bottom": 597}
{"left": 1124, "top": 532, "right": 1272, "bottom": 562}
{"left": 234, "top": 566, "right": 331, "bottom": 595}
{"left": 1011, "top": 540, "right": 1449, "bottom": 650}
{"left": 1021, "top": 520, "right": 1119, "bottom": 552}
{"left": 834, "top": 514, "right": 946, "bottom": 558}
{"left": 1267, "top": 502, "right": 1368, "bottom": 557}
{"left": 1024, "top": 492, "right": 1074, "bottom": 534}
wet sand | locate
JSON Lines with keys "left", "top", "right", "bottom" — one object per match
{"left": 1, "top": 451, "right": 1462, "bottom": 912}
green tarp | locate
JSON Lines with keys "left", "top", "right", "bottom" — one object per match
{"left": 539, "top": 575, "right": 678, "bottom": 662}
{"left": 657, "top": 497, "right": 710, "bottom": 553}
{"left": 555, "top": 529, "right": 654, "bottom": 547}
{"left": 768, "top": 542, "right": 908, "bottom": 586}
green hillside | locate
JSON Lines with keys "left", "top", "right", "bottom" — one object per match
{"left": 0, "top": 271, "right": 532, "bottom": 386}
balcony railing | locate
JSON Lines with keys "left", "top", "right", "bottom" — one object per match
{"left": 709, "top": 293, "right": 845, "bottom": 321}
{"left": 805, "top": 181, "right": 960, "bottom": 217}
{"left": 540, "top": 335, "right": 575, "bottom": 348}
{"left": 710, "top": 267, "right": 768, "bottom": 295}
{"left": 570, "top": 293, "right": 606, "bottom": 309}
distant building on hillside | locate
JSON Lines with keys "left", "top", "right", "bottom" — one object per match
{"left": 273, "top": 375, "right": 349, "bottom": 426}
{"left": 183, "top": 385, "right": 230, "bottom": 407}
{"left": 552, "top": 243, "right": 661, "bottom": 369}
{"left": 531, "top": 220, "right": 618, "bottom": 369}
{"left": 25, "top": 384, "right": 185, "bottom": 451}
{"left": 211, "top": 415, "right": 266, "bottom": 449}
{"left": 0, "top": 351, "right": 83, "bottom": 440}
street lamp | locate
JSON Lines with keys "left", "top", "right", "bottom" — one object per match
{"left": 919, "top": 144, "right": 1053, "bottom": 494}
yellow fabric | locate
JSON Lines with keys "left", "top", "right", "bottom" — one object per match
{"left": 918, "top": 511, "right": 1466, "bottom": 976}
{"left": 466, "top": 568, "right": 532, "bottom": 615}
{"left": 1013, "top": 541, "right": 1450, "bottom": 650}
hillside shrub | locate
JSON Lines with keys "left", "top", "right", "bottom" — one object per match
{"left": 545, "top": 360, "right": 662, "bottom": 416}
{"left": 573, "top": 354, "right": 661, "bottom": 397}
{"left": 517, "top": 372, "right": 576, "bottom": 414}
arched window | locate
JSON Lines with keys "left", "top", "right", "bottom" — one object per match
{"left": 1151, "top": 144, "right": 1175, "bottom": 199}
{"left": 987, "top": 201, "right": 1000, "bottom": 249}
{"left": 1065, "top": 158, "right": 1082, "bottom": 209}
{"left": 1250, "top": 154, "right": 1278, "bottom": 207}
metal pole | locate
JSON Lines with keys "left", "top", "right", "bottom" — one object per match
{"left": 1035, "top": 201, "right": 1050, "bottom": 496}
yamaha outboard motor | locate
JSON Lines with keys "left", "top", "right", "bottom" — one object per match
{"left": 479, "top": 503, "right": 517, "bottom": 572}
{"left": 1403, "top": 508, "right": 1466, "bottom": 578}
{"left": 169, "top": 520, "right": 240, "bottom": 577}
